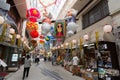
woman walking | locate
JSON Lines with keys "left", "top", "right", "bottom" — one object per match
{"left": 22, "top": 55, "right": 31, "bottom": 80}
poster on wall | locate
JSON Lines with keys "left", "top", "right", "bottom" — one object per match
{"left": 11, "top": 54, "right": 18, "bottom": 62}
{"left": 54, "top": 20, "right": 66, "bottom": 38}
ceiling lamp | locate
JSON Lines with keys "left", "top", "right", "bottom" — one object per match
{"left": 103, "top": 24, "right": 112, "bottom": 33}
{"left": 26, "top": 8, "right": 41, "bottom": 22}
{"left": 0, "top": 16, "right": 4, "bottom": 24}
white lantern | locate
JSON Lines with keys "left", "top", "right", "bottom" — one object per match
{"left": 41, "top": 22, "right": 51, "bottom": 34}
{"left": 0, "top": 16, "right": 4, "bottom": 24}
{"left": 84, "top": 34, "right": 89, "bottom": 41}
{"left": 9, "top": 28, "right": 15, "bottom": 34}
{"left": 103, "top": 25, "right": 112, "bottom": 33}
{"left": 65, "top": 42, "right": 68, "bottom": 46}
{"left": 8, "top": 34, "right": 12, "bottom": 38}
{"left": 67, "top": 22, "right": 79, "bottom": 32}
{"left": 16, "top": 34, "right": 21, "bottom": 39}
{"left": 67, "top": 30, "right": 74, "bottom": 36}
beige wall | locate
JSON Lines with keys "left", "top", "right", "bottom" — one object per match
{"left": 64, "top": 16, "right": 112, "bottom": 43}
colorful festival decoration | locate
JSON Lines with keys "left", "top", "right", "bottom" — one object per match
{"left": 30, "top": 30, "right": 39, "bottom": 38}
{"left": 26, "top": 8, "right": 41, "bottom": 22}
{"left": 39, "top": 39, "right": 45, "bottom": 44}
{"left": 45, "top": 36, "right": 50, "bottom": 41}
{"left": 40, "top": 34, "right": 44, "bottom": 39}
{"left": 26, "top": 21, "right": 38, "bottom": 31}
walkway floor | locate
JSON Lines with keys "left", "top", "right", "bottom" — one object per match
{"left": 5, "top": 61, "right": 85, "bottom": 80}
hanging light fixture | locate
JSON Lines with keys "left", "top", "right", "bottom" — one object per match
{"left": 0, "top": 16, "right": 4, "bottom": 24}
{"left": 103, "top": 24, "right": 112, "bottom": 33}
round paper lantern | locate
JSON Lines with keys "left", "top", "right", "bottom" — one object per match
{"left": 30, "top": 30, "right": 39, "bottom": 38}
{"left": 9, "top": 28, "right": 15, "bottom": 34}
{"left": 41, "top": 23, "right": 51, "bottom": 34}
{"left": 67, "top": 30, "right": 74, "bottom": 36}
{"left": 0, "top": 16, "right": 4, "bottom": 24}
{"left": 67, "top": 22, "right": 79, "bottom": 32}
{"left": 83, "top": 34, "right": 89, "bottom": 41}
{"left": 26, "top": 21, "right": 38, "bottom": 31}
{"left": 26, "top": 8, "right": 41, "bottom": 22}
{"left": 103, "top": 25, "right": 112, "bottom": 33}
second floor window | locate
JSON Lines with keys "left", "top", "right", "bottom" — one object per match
{"left": 82, "top": 0, "right": 109, "bottom": 29}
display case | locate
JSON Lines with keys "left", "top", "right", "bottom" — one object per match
{"left": 97, "top": 41, "right": 120, "bottom": 80}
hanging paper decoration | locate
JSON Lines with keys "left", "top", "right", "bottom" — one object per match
{"left": 45, "top": 36, "right": 50, "bottom": 41}
{"left": 41, "top": 23, "right": 51, "bottom": 35}
{"left": 40, "top": 34, "right": 44, "bottom": 39}
{"left": 30, "top": 30, "right": 39, "bottom": 38}
{"left": 39, "top": 39, "right": 45, "bottom": 44}
{"left": 39, "top": 0, "right": 57, "bottom": 8}
{"left": 26, "top": 21, "right": 38, "bottom": 31}
{"left": 66, "top": 9, "right": 78, "bottom": 35}
{"left": 26, "top": 8, "right": 41, "bottom": 22}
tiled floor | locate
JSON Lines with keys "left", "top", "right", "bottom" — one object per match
{"left": 5, "top": 61, "right": 85, "bottom": 80}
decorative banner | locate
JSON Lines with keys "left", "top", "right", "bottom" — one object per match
{"left": 11, "top": 34, "right": 16, "bottom": 45}
{"left": 26, "top": 8, "right": 41, "bottom": 22}
{"left": 80, "top": 38, "right": 83, "bottom": 52}
{"left": 54, "top": 20, "right": 66, "bottom": 38}
{"left": 26, "top": 21, "right": 38, "bottom": 31}
{"left": 95, "top": 31, "right": 99, "bottom": 49}
{"left": 39, "top": 0, "right": 57, "bottom": 8}
{"left": 30, "top": 30, "right": 39, "bottom": 38}
{"left": 0, "top": 23, "right": 7, "bottom": 42}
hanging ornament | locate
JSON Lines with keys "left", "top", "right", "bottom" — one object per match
{"left": 30, "top": 30, "right": 39, "bottom": 38}
{"left": 40, "top": 34, "right": 44, "bottom": 39}
{"left": 45, "top": 36, "right": 50, "bottom": 41}
{"left": 41, "top": 23, "right": 51, "bottom": 35}
{"left": 67, "top": 22, "right": 79, "bottom": 32}
{"left": 26, "top": 21, "right": 38, "bottom": 31}
{"left": 26, "top": 8, "right": 41, "bottom": 22}
{"left": 39, "top": 39, "right": 45, "bottom": 44}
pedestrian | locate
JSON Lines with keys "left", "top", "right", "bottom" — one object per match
{"left": 22, "top": 55, "right": 31, "bottom": 80}
{"left": 72, "top": 54, "right": 79, "bottom": 76}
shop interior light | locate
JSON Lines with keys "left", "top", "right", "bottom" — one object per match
{"left": 65, "top": 42, "right": 68, "bottom": 46}
{"left": 72, "top": 39, "right": 76, "bottom": 43}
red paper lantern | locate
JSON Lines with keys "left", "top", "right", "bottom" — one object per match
{"left": 39, "top": 39, "right": 45, "bottom": 44}
{"left": 30, "top": 30, "right": 39, "bottom": 38}
{"left": 26, "top": 8, "right": 41, "bottom": 22}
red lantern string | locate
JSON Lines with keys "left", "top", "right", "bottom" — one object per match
{"left": 39, "top": 0, "right": 57, "bottom": 8}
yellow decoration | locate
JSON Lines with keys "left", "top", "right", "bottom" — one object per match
{"left": 11, "top": 34, "right": 16, "bottom": 45}
{"left": 80, "top": 38, "right": 83, "bottom": 52}
{"left": 0, "top": 23, "right": 7, "bottom": 42}
{"left": 18, "top": 38, "right": 21, "bottom": 47}
{"left": 95, "top": 31, "right": 99, "bottom": 49}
